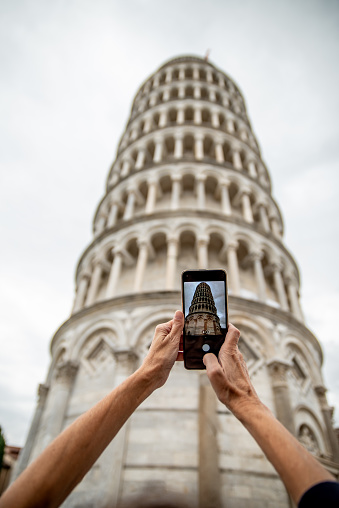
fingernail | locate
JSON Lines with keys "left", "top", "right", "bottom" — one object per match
{"left": 174, "top": 310, "right": 183, "bottom": 321}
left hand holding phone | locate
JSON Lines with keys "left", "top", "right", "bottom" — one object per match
{"left": 141, "top": 310, "right": 184, "bottom": 389}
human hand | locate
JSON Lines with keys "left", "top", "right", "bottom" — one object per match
{"left": 203, "top": 323, "right": 262, "bottom": 420}
{"left": 141, "top": 310, "right": 184, "bottom": 389}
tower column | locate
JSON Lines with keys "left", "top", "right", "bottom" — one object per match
{"left": 85, "top": 261, "right": 104, "bottom": 306}
{"left": 258, "top": 203, "right": 270, "bottom": 232}
{"left": 227, "top": 117, "right": 235, "bottom": 133}
{"left": 248, "top": 159, "right": 258, "bottom": 178}
{"left": 106, "top": 249, "right": 123, "bottom": 298}
{"left": 121, "top": 159, "right": 131, "bottom": 177}
{"left": 286, "top": 275, "right": 303, "bottom": 321}
{"left": 252, "top": 251, "right": 266, "bottom": 301}
{"left": 73, "top": 270, "right": 91, "bottom": 312}
{"left": 241, "top": 190, "right": 254, "bottom": 223}
{"left": 194, "top": 134, "right": 204, "bottom": 160}
{"left": 215, "top": 141, "right": 225, "bottom": 163}
{"left": 134, "top": 241, "right": 148, "bottom": 292}
{"left": 197, "top": 236, "right": 209, "bottom": 269}
{"left": 272, "top": 263, "right": 289, "bottom": 311}
{"left": 219, "top": 179, "right": 232, "bottom": 216}
{"left": 194, "top": 107, "right": 202, "bottom": 125}
{"left": 226, "top": 242, "right": 241, "bottom": 295}
{"left": 36, "top": 362, "right": 79, "bottom": 457}
{"left": 196, "top": 174, "right": 206, "bottom": 210}
{"left": 174, "top": 133, "right": 184, "bottom": 159}
{"left": 232, "top": 148, "right": 242, "bottom": 169}
{"left": 153, "top": 137, "right": 163, "bottom": 163}
{"left": 135, "top": 148, "right": 146, "bottom": 169}
{"left": 176, "top": 107, "right": 184, "bottom": 124}
{"left": 314, "top": 386, "right": 339, "bottom": 461}
{"left": 171, "top": 174, "right": 182, "bottom": 210}
{"left": 95, "top": 215, "right": 106, "bottom": 236}
{"left": 159, "top": 110, "right": 167, "bottom": 127}
{"left": 166, "top": 236, "right": 179, "bottom": 290}
{"left": 211, "top": 110, "right": 220, "bottom": 127}
{"left": 271, "top": 216, "right": 282, "bottom": 238}
{"left": 124, "top": 187, "right": 137, "bottom": 220}
{"left": 107, "top": 201, "right": 119, "bottom": 228}
{"left": 267, "top": 360, "right": 295, "bottom": 434}
{"left": 145, "top": 177, "right": 158, "bottom": 214}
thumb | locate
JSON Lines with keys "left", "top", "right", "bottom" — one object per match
{"left": 169, "top": 310, "right": 184, "bottom": 339}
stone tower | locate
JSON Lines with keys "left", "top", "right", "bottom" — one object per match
{"left": 15, "top": 55, "right": 339, "bottom": 507}
{"left": 185, "top": 282, "right": 222, "bottom": 336}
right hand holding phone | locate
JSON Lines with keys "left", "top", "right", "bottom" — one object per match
{"left": 203, "top": 323, "right": 262, "bottom": 421}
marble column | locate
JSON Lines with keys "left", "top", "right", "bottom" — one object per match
{"left": 199, "top": 374, "right": 222, "bottom": 508}
{"left": 85, "top": 262, "right": 103, "bottom": 306}
{"left": 135, "top": 148, "right": 146, "bottom": 170}
{"left": 176, "top": 107, "right": 185, "bottom": 125}
{"left": 95, "top": 215, "right": 106, "bottom": 236}
{"left": 232, "top": 148, "right": 242, "bottom": 169}
{"left": 314, "top": 385, "right": 339, "bottom": 461}
{"left": 153, "top": 138, "right": 163, "bottom": 163}
{"left": 178, "top": 86, "right": 185, "bottom": 99}
{"left": 121, "top": 159, "right": 131, "bottom": 177}
{"left": 271, "top": 216, "right": 282, "bottom": 238}
{"left": 215, "top": 142, "right": 224, "bottom": 163}
{"left": 272, "top": 263, "right": 289, "bottom": 311}
{"left": 196, "top": 174, "right": 206, "bottom": 210}
{"left": 209, "top": 89, "right": 216, "bottom": 101}
{"left": 258, "top": 203, "right": 270, "bottom": 232}
{"left": 162, "top": 89, "right": 170, "bottom": 101}
{"left": 211, "top": 111, "right": 220, "bottom": 128}
{"left": 165, "top": 68, "right": 172, "bottom": 82}
{"left": 267, "top": 360, "right": 295, "bottom": 434}
{"left": 159, "top": 110, "right": 167, "bottom": 127}
{"left": 171, "top": 175, "right": 181, "bottom": 210}
{"left": 106, "top": 250, "right": 123, "bottom": 298}
{"left": 226, "top": 118, "right": 235, "bottom": 133}
{"left": 73, "top": 271, "right": 91, "bottom": 313}
{"left": 123, "top": 187, "right": 136, "bottom": 221}
{"left": 195, "top": 134, "right": 204, "bottom": 161}
{"left": 106, "top": 350, "right": 139, "bottom": 507}
{"left": 194, "top": 108, "right": 202, "bottom": 125}
{"left": 134, "top": 241, "right": 148, "bottom": 292}
{"left": 143, "top": 117, "right": 152, "bottom": 133}
{"left": 145, "top": 178, "right": 158, "bottom": 215}
{"left": 252, "top": 251, "right": 266, "bottom": 302}
{"left": 286, "top": 275, "right": 303, "bottom": 321}
{"left": 197, "top": 236, "right": 209, "bottom": 269}
{"left": 166, "top": 236, "right": 179, "bottom": 290}
{"left": 248, "top": 160, "right": 258, "bottom": 178}
{"left": 11, "top": 384, "right": 49, "bottom": 479}
{"left": 174, "top": 134, "right": 184, "bottom": 159}
{"left": 241, "top": 191, "right": 254, "bottom": 223}
{"left": 226, "top": 242, "right": 241, "bottom": 295}
{"left": 219, "top": 179, "right": 232, "bottom": 216}
{"left": 107, "top": 201, "right": 119, "bottom": 228}
{"left": 194, "top": 86, "right": 201, "bottom": 99}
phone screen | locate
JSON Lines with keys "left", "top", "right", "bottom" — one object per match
{"left": 182, "top": 269, "right": 228, "bottom": 369}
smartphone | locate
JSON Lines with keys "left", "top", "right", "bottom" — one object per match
{"left": 182, "top": 269, "right": 228, "bottom": 370}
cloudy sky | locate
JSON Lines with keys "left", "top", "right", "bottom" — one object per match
{"left": 1, "top": 0, "right": 339, "bottom": 446}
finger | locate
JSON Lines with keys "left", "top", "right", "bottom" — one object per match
{"left": 168, "top": 310, "right": 184, "bottom": 341}
{"left": 203, "top": 352, "right": 220, "bottom": 370}
{"left": 219, "top": 323, "right": 240, "bottom": 355}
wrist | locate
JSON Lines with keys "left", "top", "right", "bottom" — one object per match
{"left": 230, "top": 399, "right": 270, "bottom": 424}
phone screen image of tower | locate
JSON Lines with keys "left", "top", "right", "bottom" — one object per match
{"left": 184, "top": 281, "right": 226, "bottom": 367}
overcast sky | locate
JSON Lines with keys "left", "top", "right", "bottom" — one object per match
{"left": 1, "top": 0, "right": 339, "bottom": 446}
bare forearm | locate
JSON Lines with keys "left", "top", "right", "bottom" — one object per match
{"left": 1, "top": 366, "right": 156, "bottom": 508}
{"left": 239, "top": 403, "right": 335, "bottom": 504}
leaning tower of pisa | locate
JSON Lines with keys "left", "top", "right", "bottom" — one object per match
{"left": 15, "top": 55, "right": 339, "bottom": 507}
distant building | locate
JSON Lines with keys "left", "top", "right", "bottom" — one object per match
{"left": 14, "top": 55, "right": 339, "bottom": 507}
